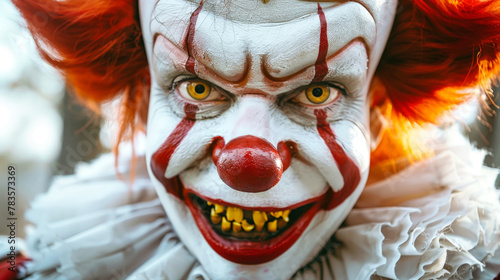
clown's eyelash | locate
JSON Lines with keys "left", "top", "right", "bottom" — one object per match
{"left": 278, "top": 82, "right": 348, "bottom": 106}
{"left": 171, "top": 76, "right": 236, "bottom": 100}
{"left": 280, "top": 98, "right": 345, "bottom": 125}
{"left": 167, "top": 75, "right": 347, "bottom": 121}
{"left": 170, "top": 76, "right": 205, "bottom": 91}
{"left": 276, "top": 82, "right": 348, "bottom": 125}
{"left": 165, "top": 79, "right": 234, "bottom": 119}
{"left": 167, "top": 92, "right": 234, "bottom": 120}
{"left": 326, "top": 82, "right": 348, "bottom": 96}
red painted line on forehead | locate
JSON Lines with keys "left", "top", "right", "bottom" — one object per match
{"left": 185, "top": 1, "right": 203, "bottom": 74}
{"left": 313, "top": 3, "right": 329, "bottom": 83}
{"left": 151, "top": 104, "right": 199, "bottom": 199}
{"left": 314, "top": 109, "right": 361, "bottom": 210}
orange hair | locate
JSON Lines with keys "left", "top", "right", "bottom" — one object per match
{"left": 373, "top": 0, "right": 500, "bottom": 171}
{"left": 12, "top": 0, "right": 500, "bottom": 173}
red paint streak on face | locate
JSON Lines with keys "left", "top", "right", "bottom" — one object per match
{"left": 151, "top": 104, "right": 199, "bottom": 198}
{"left": 313, "top": 3, "right": 329, "bottom": 83}
{"left": 213, "top": 135, "right": 283, "bottom": 193}
{"left": 314, "top": 109, "right": 361, "bottom": 210}
{"left": 185, "top": 1, "right": 203, "bottom": 74}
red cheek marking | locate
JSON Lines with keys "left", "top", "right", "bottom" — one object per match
{"left": 151, "top": 104, "right": 199, "bottom": 199}
{"left": 213, "top": 135, "right": 283, "bottom": 193}
{"left": 185, "top": 1, "right": 203, "bottom": 74}
{"left": 314, "top": 109, "right": 361, "bottom": 210}
{"left": 313, "top": 3, "right": 329, "bottom": 83}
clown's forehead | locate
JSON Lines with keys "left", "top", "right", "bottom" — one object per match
{"left": 147, "top": 0, "right": 389, "bottom": 93}
{"left": 174, "top": 0, "right": 350, "bottom": 23}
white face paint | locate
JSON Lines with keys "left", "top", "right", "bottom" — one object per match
{"left": 139, "top": 0, "right": 397, "bottom": 278}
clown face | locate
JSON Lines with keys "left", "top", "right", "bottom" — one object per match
{"left": 139, "top": 0, "right": 397, "bottom": 278}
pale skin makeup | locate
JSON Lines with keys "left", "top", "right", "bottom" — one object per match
{"left": 139, "top": 0, "right": 398, "bottom": 278}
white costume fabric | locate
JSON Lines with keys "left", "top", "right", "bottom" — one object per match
{"left": 22, "top": 128, "right": 500, "bottom": 280}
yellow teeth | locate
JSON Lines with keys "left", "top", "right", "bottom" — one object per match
{"left": 222, "top": 217, "right": 231, "bottom": 232}
{"left": 282, "top": 210, "right": 290, "bottom": 222}
{"left": 270, "top": 211, "right": 282, "bottom": 218}
{"left": 214, "top": 204, "right": 225, "bottom": 214}
{"left": 210, "top": 208, "right": 222, "bottom": 224}
{"left": 206, "top": 201, "right": 292, "bottom": 233}
{"left": 267, "top": 220, "right": 277, "bottom": 233}
{"left": 233, "top": 221, "right": 242, "bottom": 233}
{"left": 242, "top": 220, "right": 255, "bottom": 232}
{"left": 255, "top": 223, "right": 264, "bottom": 232}
{"left": 226, "top": 207, "right": 243, "bottom": 222}
{"left": 253, "top": 211, "right": 268, "bottom": 224}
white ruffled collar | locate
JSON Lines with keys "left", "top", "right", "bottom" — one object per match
{"left": 23, "top": 129, "right": 500, "bottom": 279}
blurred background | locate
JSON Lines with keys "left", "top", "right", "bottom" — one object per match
{"left": 0, "top": 0, "right": 108, "bottom": 237}
{"left": 0, "top": 0, "right": 499, "bottom": 238}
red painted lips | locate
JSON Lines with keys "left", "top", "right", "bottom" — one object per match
{"left": 184, "top": 187, "right": 324, "bottom": 264}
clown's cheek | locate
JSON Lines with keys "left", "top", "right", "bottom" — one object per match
{"left": 314, "top": 109, "right": 362, "bottom": 207}
{"left": 150, "top": 103, "right": 198, "bottom": 193}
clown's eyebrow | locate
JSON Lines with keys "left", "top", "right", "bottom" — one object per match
{"left": 153, "top": 34, "right": 251, "bottom": 87}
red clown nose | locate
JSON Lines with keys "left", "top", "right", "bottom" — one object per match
{"left": 212, "top": 135, "right": 290, "bottom": 193}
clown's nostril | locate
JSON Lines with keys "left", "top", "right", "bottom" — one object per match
{"left": 211, "top": 136, "right": 225, "bottom": 164}
{"left": 212, "top": 135, "right": 283, "bottom": 193}
{"left": 277, "top": 141, "right": 295, "bottom": 172}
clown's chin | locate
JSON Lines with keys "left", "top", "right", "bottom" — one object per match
{"left": 184, "top": 188, "right": 326, "bottom": 265}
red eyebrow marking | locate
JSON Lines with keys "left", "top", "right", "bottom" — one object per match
{"left": 151, "top": 104, "right": 199, "bottom": 199}
{"left": 185, "top": 1, "right": 203, "bottom": 74}
{"left": 314, "top": 109, "right": 361, "bottom": 209}
{"left": 312, "top": 3, "right": 329, "bottom": 83}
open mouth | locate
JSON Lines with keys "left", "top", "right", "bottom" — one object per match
{"left": 192, "top": 195, "right": 312, "bottom": 240}
{"left": 183, "top": 186, "right": 324, "bottom": 265}
{"left": 159, "top": 174, "right": 355, "bottom": 264}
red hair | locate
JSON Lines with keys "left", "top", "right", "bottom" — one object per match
{"left": 12, "top": 0, "right": 500, "bottom": 174}
{"left": 373, "top": 0, "right": 500, "bottom": 171}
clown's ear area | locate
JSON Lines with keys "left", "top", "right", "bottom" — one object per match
{"left": 370, "top": 0, "right": 500, "bottom": 173}
{"left": 368, "top": 78, "right": 388, "bottom": 153}
{"left": 368, "top": 78, "right": 433, "bottom": 182}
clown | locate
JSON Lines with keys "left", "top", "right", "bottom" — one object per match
{"left": 9, "top": 0, "right": 500, "bottom": 279}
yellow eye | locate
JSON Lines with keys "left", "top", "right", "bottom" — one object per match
{"left": 305, "top": 85, "right": 330, "bottom": 104}
{"left": 187, "top": 80, "right": 211, "bottom": 100}
{"left": 177, "top": 79, "right": 225, "bottom": 102}
{"left": 292, "top": 84, "right": 341, "bottom": 107}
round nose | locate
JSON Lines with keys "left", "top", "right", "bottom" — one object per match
{"left": 212, "top": 135, "right": 284, "bottom": 193}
